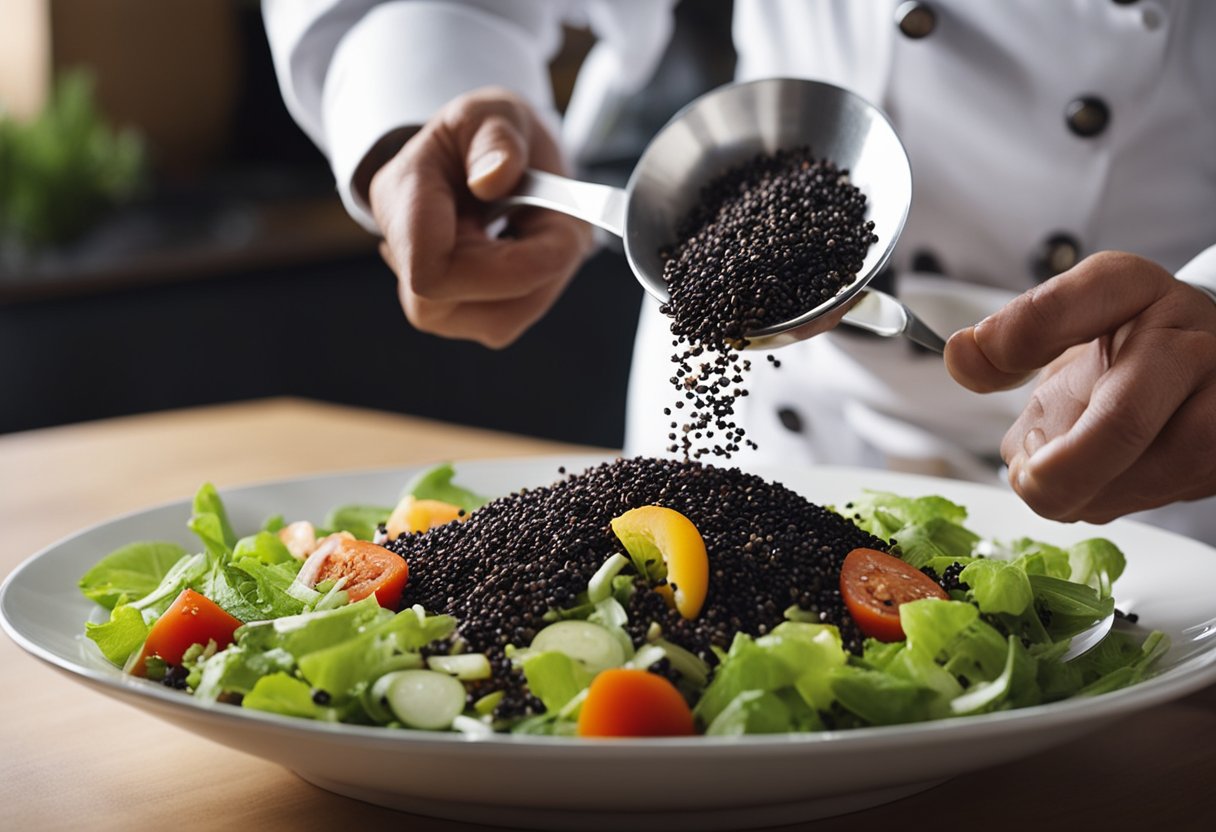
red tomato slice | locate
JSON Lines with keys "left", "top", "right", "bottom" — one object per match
{"left": 313, "top": 538, "right": 409, "bottom": 608}
{"left": 839, "top": 548, "right": 948, "bottom": 642}
{"left": 134, "top": 588, "right": 242, "bottom": 674}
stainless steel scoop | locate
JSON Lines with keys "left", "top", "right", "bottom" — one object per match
{"left": 493, "top": 77, "right": 946, "bottom": 352}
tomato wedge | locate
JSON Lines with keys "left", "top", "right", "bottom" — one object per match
{"left": 577, "top": 668, "right": 696, "bottom": 738}
{"left": 313, "top": 538, "right": 409, "bottom": 608}
{"left": 839, "top": 548, "right": 948, "bottom": 642}
{"left": 133, "top": 588, "right": 242, "bottom": 675}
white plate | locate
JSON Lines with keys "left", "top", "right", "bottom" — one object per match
{"left": 4, "top": 457, "right": 1216, "bottom": 831}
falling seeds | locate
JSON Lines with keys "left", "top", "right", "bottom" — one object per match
{"left": 660, "top": 148, "right": 878, "bottom": 460}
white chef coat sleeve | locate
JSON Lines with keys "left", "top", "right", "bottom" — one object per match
{"left": 1176, "top": 243, "right": 1216, "bottom": 305}
{"left": 262, "top": 0, "right": 564, "bottom": 232}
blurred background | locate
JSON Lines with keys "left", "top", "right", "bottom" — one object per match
{"left": 0, "top": 0, "right": 734, "bottom": 447}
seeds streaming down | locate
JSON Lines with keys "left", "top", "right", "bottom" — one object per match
{"left": 385, "top": 457, "right": 886, "bottom": 718}
{"left": 660, "top": 147, "right": 878, "bottom": 460}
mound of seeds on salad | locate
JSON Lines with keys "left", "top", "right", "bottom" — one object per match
{"left": 384, "top": 457, "right": 886, "bottom": 718}
{"left": 659, "top": 147, "right": 878, "bottom": 460}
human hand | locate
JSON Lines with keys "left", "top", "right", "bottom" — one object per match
{"left": 369, "top": 87, "right": 595, "bottom": 348}
{"left": 944, "top": 251, "right": 1216, "bottom": 523}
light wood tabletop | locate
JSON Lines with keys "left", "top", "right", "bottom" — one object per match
{"left": 1, "top": 397, "right": 1213, "bottom": 831}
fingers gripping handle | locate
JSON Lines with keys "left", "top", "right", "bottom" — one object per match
{"left": 487, "top": 169, "right": 628, "bottom": 238}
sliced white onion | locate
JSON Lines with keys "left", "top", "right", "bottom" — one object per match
{"left": 451, "top": 715, "right": 494, "bottom": 738}
{"left": 288, "top": 532, "right": 354, "bottom": 601}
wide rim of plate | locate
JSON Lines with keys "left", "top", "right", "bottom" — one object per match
{"left": 5, "top": 455, "right": 1216, "bottom": 758}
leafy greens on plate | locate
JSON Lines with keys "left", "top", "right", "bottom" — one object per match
{"left": 78, "top": 465, "right": 1165, "bottom": 737}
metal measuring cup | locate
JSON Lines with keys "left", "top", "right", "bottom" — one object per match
{"left": 493, "top": 77, "right": 946, "bottom": 353}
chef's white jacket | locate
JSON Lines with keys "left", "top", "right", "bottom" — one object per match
{"left": 264, "top": 0, "right": 1216, "bottom": 542}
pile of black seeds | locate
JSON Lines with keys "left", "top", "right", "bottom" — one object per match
{"left": 659, "top": 147, "right": 878, "bottom": 460}
{"left": 385, "top": 457, "right": 886, "bottom": 719}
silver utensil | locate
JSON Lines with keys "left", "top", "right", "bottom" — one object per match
{"left": 493, "top": 77, "right": 947, "bottom": 352}
{"left": 1061, "top": 612, "right": 1115, "bottom": 662}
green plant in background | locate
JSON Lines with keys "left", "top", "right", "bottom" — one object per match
{"left": 0, "top": 69, "right": 145, "bottom": 249}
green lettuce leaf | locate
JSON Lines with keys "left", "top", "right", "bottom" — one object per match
{"left": 295, "top": 607, "right": 453, "bottom": 700}
{"left": 841, "top": 491, "right": 969, "bottom": 538}
{"left": 191, "top": 483, "right": 237, "bottom": 554}
{"left": 694, "top": 624, "right": 848, "bottom": 728}
{"left": 900, "top": 598, "right": 1008, "bottom": 685}
{"left": 1067, "top": 539, "right": 1126, "bottom": 598}
{"left": 128, "top": 553, "right": 209, "bottom": 621}
{"left": 882, "top": 643, "right": 964, "bottom": 717}
{"left": 199, "top": 557, "right": 306, "bottom": 623}
{"left": 1070, "top": 629, "right": 1169, "bottom": 687}
{"left": 235, "top": 595, "right": 388, "bottom": 657}
{"left": 521, "top": 651, "right": 593, "bottom": 713}
{"left": 322, "top": 504, "right": 392, "bottom": 541}
{"left": 757, "top": 622, "right": 847, "bottom": 712}
{"left": 1028, "top": 574, "right": 1114, "bottom": 640}
{"left": 705, "top": 690, "right": 795, "bottom": 735}
{"left": 959, "top": 559, "right": 1034, "bottom": 616}
{"left": 891, "top": 517, "right": 981, "bottom": 569}
{"left": 232, "top": 531, "right": 294, "bottom": 565}
{"left": 1006, "top": 538, "right": 1071, "bottom": 579}
{"left": 949, "top": 635, "right": 1040, "bottom": 715}
{"left": 192, "top": 645, "right": 296, "bottom": 703}
{"left": 242, "top": 672, "right": 339, "bottom": 720}
{"left": 403, "top": 463, "right": 490, "bottom": 513}
{"left": 829, "top": 665, "right": 938, "bottom": 725}
{"left": 85, "top": 603, "right": 149, "bottom": 666}
{"left": 78, "top": 541, "right": 188, "bottom": 610}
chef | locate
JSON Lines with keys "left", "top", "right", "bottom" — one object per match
{"left": 263, "top": 0, "right": 1216, "bottom": 543}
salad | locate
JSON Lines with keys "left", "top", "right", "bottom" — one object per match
{"left": 78, "top": 460, "right": 1167, "bottom": 738}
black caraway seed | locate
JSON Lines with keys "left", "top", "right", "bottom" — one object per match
{"left": 660, "top": 147, "right": 877, "bottom": 460}
{"left": 385, "top": 457, "right": 886, "bottom": 719}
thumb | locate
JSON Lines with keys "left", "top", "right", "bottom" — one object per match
{"left": 945, "top": 251, "right": 1174, "bottom": 394}
{"left": 944, "top": 323, "right": 1035, "bottom": 393}
{"left": 464, "top": 113, "right": 530, "bottom": 202}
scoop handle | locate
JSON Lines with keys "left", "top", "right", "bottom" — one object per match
{"left": 841, "top": 290, "right": 948, "bottom": 354}
{"left": 487, "top": 169, "right": 628, "bottom": 238}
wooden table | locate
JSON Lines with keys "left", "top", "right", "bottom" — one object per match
{"left": 2, "top": 398, "right": 1213, "bottom": 830}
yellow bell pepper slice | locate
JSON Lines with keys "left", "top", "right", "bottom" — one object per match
{"left": 387, "top": 495, "right": 465, "bottom": 538}
{"left": 610, "top": 505, "right": 709, "bottom": 619}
